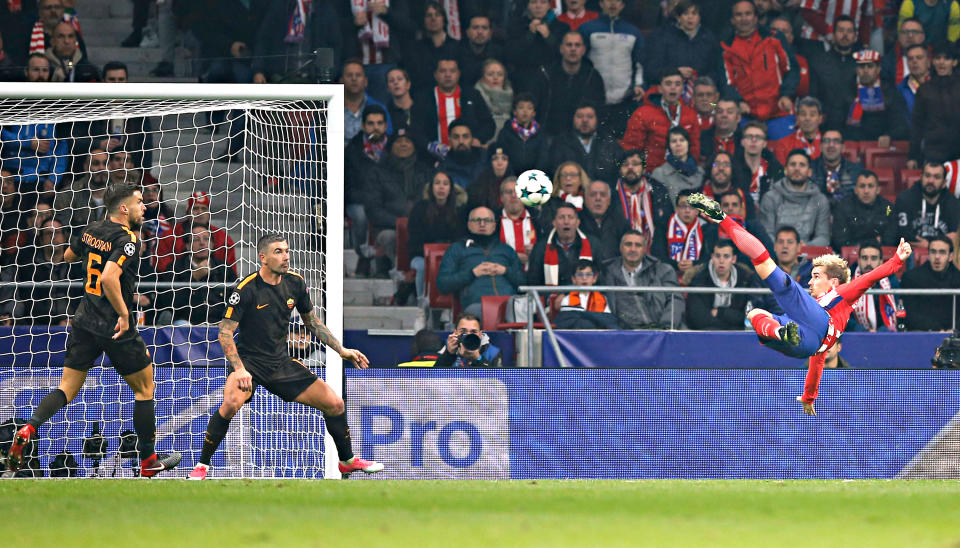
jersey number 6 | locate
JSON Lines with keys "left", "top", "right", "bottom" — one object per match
{"left": 86, "top": 252, "right": 103, "bottom": 296}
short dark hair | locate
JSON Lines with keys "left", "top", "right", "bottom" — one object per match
{"left": 857, "top": 169, "right": 879, "bottom": 183}
{"left": 743, "top": 120, "right": 768, "bottom": 138}
{"left": 714, "top": 239, "right": 736, "bottom": 253}
{"left": 905, "top": 43, "right": 929, "bottom": 57}
{"left": 576, "top": 258, "right": 597, "bottom": 272}
{"left": 900, "top": 17, "right": 923, "bottom": 29}
{"left": 621, "top": 229, "right": 646, "bottom": 243}
{"left": 716, "top": 190, "right": 743, "bottom": 206}
{"left": 676, "top": 188, "right": 697, "bottom": 204}
{"left": 555, "top": 202, "right": 578, "bottom": 216}
{"left": 667, "top": 125, "right": 691, "bottom": 145}
{"left": 923, "top": 160, "right": 947, "bottom": 177}
{"left": 833, "top": 14, "right": 855, "bottom": 29}
{"left": 731, "top": 0, "right": 756, "bottom": 16}
{"left": 776, "top": 225, "right": 800, "bottom": 241}
{"left": 660, "top": 67, "right": 683, "bottom": 82}
{"left": 858, "top": 241, "right": 882, "bottom": 256}
{"left": 932, "top": 41, "right": 958, "bottom": 60}
{"left": 257, "top": 233, "right": 286, "bottom": 255}
{"left": 619, "top": 149, "right": 646, "bottom": 168}
{"left": 929, "top": 235, "right": 953, "bottom": 253}
{"left": 786, "top": 148, "right": 811, "bottom": 165}
{"left": 710, "top": 150, "right": 734, "bottom": 165}
{"left": 512, "top": 91, "right": 536, "bottom": 110}
{"left": 448, "top": 118, "right": 471, "bottom": 135}
{"left": 672, "top": 0, "right": 697, "bottom": 19}
{"left": 435, "top": 56, "right": 459, "bottom": 71}
{"left": 361, "top": 104, "right": 387, "bottom": 124}
{"left": 103, "top": 182, "right": 139, "bottom": 213}
{"left": 456, "top": 312, "right": 481, "bottom": 328}
{"left": 102, "top": 61, "right": 128, "bottom": 78}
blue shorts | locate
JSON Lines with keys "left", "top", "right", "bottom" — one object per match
{"left": 758, "top": 267, "right": 829, "bottom": 359}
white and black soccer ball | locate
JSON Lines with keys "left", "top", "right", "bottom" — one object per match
{"left": 515, "top": 169, "right": 553, "bottom": 207}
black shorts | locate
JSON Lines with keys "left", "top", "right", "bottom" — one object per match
{"left": 234, "top": 355, "right": 318, "bottom": 403}
{"left": 64, "top": 326, "right": 152, "bottom": 376}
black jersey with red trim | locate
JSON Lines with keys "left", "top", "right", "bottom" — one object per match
{"left": 69, "top": 219, "right": 141, "bottom": 339}
{"left": 223, "top": 271, "right": 313, "bottom": 363}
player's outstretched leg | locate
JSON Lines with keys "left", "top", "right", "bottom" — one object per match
{"left": 189, "top": 371, "right": 251, "bottom": 480}
{"left": 688, "top": 193, "right": 777, "bottom": 279}
{"left": 294, "top": 380, "right": 384, "bottom": 478}
{"left": 8, "top": 368, "right": 87, "bottom": 472}
{"left": 124, "top": 367, "right": 181, "bottom": 477}
{"left": 748, "top": 309, "right": 800, "bottom": 346}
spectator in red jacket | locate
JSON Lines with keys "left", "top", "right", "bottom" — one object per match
{"left": 772, "top": 96, "right": 824, "bottom": 166}
{"left": 620, "top": 68, "right": 701, "bottom": 172}
{"left": 155, "top": 191, "right": 238, "bottom": 276}
{"left": 557, "top": 0, "right": 598, "bottom": 31}
{"left": 720, "top": 1, "right": 798, "bottom": 122}
{"left": 769, "top": 15, "right": 810, "bottom": 99}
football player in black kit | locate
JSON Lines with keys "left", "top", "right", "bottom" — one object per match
{"left": 188, "top": 234, "right": 384, "bottom": 479}
{"left": 7, "top": 183, "right": 182, "bottom": 476}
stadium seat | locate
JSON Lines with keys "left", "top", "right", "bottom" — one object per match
{"left": 872, "top": 168, "right": 897, "bottom": 197}
{"left": 899, "top": 169, "right": 922, "bottom": 192}
{"left": 843, "top": 141, "right": 862, "bottom": 163}
{"left": 395, "top": 217, "right": 410, "bottom": 271}
{"left": 482, "top": 295, "right": 548, "bottom": 330}
{"left": 800, "top": 245, "right": 833, "bottom": 259}
{"left": 890, "top": 140, "right": 910, "bottom": 153}
{"left": 424, "top": 243, "right": 458, "bottom": 314}
{"left": 841, "top": 245, "right": 859, "bottom": 266}
{"left": 913, "top": 246, "right": 928, "bottom": 265}
{"left": 881, "top": 246, "right": 897, "bottom": 261}
{"left": 863, "top": 147, "right": 908, "bottom": 172}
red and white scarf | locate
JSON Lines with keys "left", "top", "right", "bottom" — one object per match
{"left": 362, "top": 135, "right": 386, "bottom": 161}
{"left": 435, "top": 86, "right": 461, "bottom": 145}
{"left": 847, "top": 80, "right": 884, "bottom": 126}
{"left": 794, "top": 129, "right": 821, "bottom": 159}
{"left": 946, "top": 159, "right": 960, "bottom": 198}
{"left": 286, "top": 0, "right": 312, "bottom": 43}
{"left": 510, "top": 117, "right": 539, "bottom": 141}
{"left": 499, "top": 208, "right": 537, "bottom": 254}
{"left": 440, "top": 0, "right": 461, "bottom": 39}
{"left": 852, "top": 265, "right": 897, "bottom": 331}
{"left": 617, "top": 179, "right": 655, "bottom": 241}
{"left": 559, "top": 191, "right": 583, "bottom": 210}
{"left": 697, "top": 112, "right": 714, "bottom": 131}
{"left": 748, "top": 158, "right": 768, "bottom": 204}
{"left": 560, "top": 291, "right": 609, "bottom": 313}
{"left": 29, "top": 20, "right": 45, "bottom": 54}
{"left": 666, "top": 213, "right": 703, "bottom": 262}
{"left": 352, "top": 0, "right": 390, "bottom": 64}
{"left": 544, "top": 228, "right": 592, "bottom": 286}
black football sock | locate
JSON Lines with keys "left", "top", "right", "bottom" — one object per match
{"left": 199, "top": 411, "right": 231, "bottom": 465}
{"left": 324, "top": 411, "right": 354, "bottom": 462}
{"left": 133, "top": 399, "right": 156, "bottom": 460}
{"left": 28, "top": 389, "right": 68, "bottom": 429}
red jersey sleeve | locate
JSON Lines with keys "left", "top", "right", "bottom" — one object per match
{"left": 836, "top": 255, "right": 904, "bottom": 304}
{"left": 801, "top": 354, "right": 825, "bottom": 403}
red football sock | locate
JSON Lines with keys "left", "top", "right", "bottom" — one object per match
{"left": 720, "top": 217, "right": 770, "bottom": 265}
{"left": 751, "top": 314, "right": 782, "bottom": 340}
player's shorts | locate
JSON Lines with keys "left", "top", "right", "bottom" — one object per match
{"left": 759, "top": 267, "right": 829, "bottom": 358}
{"left": 232, "top": 355, "right": 318, "bottom": 403}
{"left": 64, "top": 325, "right": 152, "bottom": 376}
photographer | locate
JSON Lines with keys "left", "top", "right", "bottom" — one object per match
{"left": 435, "top": 313, "right": 502, "bottom": 368}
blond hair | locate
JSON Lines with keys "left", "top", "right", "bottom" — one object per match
{"left": 812, "top": 254, "right": 850, "bottom": 284}
{"left": 551, "top": 161, "right": 590, "bottom": 198}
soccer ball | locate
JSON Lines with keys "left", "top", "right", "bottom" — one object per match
{"left": 515, "top": 169, "right": 553, "bottom": 207}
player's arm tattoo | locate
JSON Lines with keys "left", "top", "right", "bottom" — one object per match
{"left": 301, "top": 310, "right": 343, "bottom": 354}
{"left": 218, "top": 318, "right": 244, "bottom": 369}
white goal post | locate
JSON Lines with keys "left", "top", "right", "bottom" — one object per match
{"left": 0, "top": 83, "right": 344, "bottom": 479}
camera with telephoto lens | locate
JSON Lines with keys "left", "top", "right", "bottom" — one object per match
{"left": 457, "top": 332, "right": 482, "bottom": 352}
{"left": 932, "top": 330, "right": 960, "bottom": 369}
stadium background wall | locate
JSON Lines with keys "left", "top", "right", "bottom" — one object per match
{"left": 1, "top": 329, "right": 957, "bottom": 479}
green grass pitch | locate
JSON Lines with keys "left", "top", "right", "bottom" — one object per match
{"left": 4, "top": 479, "right": 960, "bottom": 547}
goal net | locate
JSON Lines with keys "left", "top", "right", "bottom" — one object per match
{"left": 0, "top": 83, "right": 343, "bottom": 478}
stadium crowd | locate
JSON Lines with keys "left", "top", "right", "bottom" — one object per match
{"left": 0, "top": 0, "right": 959, "bottom": 333}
